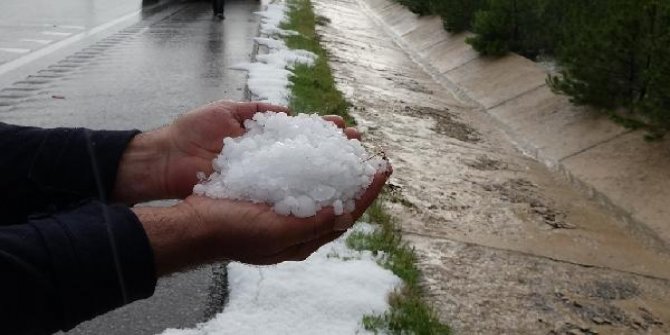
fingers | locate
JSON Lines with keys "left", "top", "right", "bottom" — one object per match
{"left": 255, "top": 102, "right": 291, "bottom": 114}
{"left": 270, "top": 164, "right": 390, "bottom": 247}
{"left": 322, "top": 115, "right": 345, "bottom": 128}
{"left": 351, "top": 166, "right": 393, "bottom": 221}
{"left": 207, "top": 106, "right": 360, "bottom": 141}
{"left": 229, "top": 101, "right": 291, "bottom": 122}
{"left": 253, "top": 231, "right": 344, "bottom": 265}
{"left": 322, "top": 115, "right": 361, "bottom": 140}
{"left": 344, "top": 127, "right": 361, "bottom": 140}
{"left": 254, "top": 160, "right": 390, "bottom": 249}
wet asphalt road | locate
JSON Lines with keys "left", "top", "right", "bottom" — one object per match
{"left": 0, "top": 0, "right": 146, "bottom": 65}
{"left": 0, "top": 0, "right": 260, "bottom": 333}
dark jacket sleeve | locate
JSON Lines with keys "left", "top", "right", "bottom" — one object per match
{"left": 0, "top": 123, "right": 157, "bottom": 333}
{"left": 0, "top": 122, "right": 140, "bottom": 226}
{"left": 0, "top": 201, "right": 157, "bottom": 334}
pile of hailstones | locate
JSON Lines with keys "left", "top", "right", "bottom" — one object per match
{"left": 193, "top": 112, "right": 388, "bottom": 218}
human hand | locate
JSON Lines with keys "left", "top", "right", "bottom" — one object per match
{"left": 134, "top": 166, "right": 391, "bottom": 275}
{"left": 112, "top": 101, "right": 358, "bottom": 204}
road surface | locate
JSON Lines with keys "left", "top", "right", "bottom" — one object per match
{"left": 0, "top": 0, "right": 260, "bottom": 333}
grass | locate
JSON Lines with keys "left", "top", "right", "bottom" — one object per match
{"left": 348, "top": 198, "right": 451, "bottom": 335}
{"left": 281, "top": 1, "right": 450, "bottom": 333}
{"left": 280, "top": 0, "right": 354, "bottom": 124}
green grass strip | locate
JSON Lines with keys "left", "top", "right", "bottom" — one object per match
{"left": 279, "top": 0, "right": 354, "bottom": 124}
{"left": 281, "top": 0, "right": 450, "bottom": 333}
{"left": 348, "top": 198, "right": 451, "bottom": 335}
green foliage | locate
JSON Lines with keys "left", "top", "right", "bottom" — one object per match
{"left": 549, "top": 0, "right": 670, "bottom": 137}
{"left": 549, "top": 0, "right": 645, "bottom": 108}
{"left": 390, "top": 0, "right": 486, "bottom": 33}
{"left": 395, "top": 0, "right": 433, "bottom": 15}
{"left": 636, "top": 1, "right": 670, "bottom": 136}
{"left": 465, "top": 6, "right": 512, "bottom": 56}
{"left": 363, "top": 289, "right": 451, "bottom": 335}
{"left": 432, "top": 0, "right": 486, "bottom": 32}
{"left": 465, "top": 0, "right": 562, "bottom": 58}
{"left": 390, "top": 0, "right": 670, "bottom": 137}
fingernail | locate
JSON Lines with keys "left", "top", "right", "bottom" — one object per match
{"left": 333, "top": 214, "right": 354, "bottom": 231}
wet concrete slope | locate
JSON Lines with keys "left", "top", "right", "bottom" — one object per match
{"left": 0, "top": 0, "right": 261, "bottom": 334}
{"left": 359, "top": 0, "right": 670, "bottom": 253}
{"left": 313, "top": 0, "right": 670, "bottom": 333}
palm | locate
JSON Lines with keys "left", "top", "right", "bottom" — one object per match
{"left": 161, "top": 101, "right": 289, "bottom": 199}
{"left": 181, "top": 155, "right": 389, "bottom": 265}
{"left": 183, "top": 195, "right": 287, "bottom": 263}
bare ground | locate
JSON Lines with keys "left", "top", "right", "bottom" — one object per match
{"left": 313, "top": 0, "right": 670, "bottom": 333}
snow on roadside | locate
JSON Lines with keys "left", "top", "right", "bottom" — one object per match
{"left": 230, "top": 3, "right": 316, "bottom": 106}
{"left": 159, "top": 3, "right": 401, "bottom": 335}
{"left": 159, "top": 224, "right": 401, "bottom": 335}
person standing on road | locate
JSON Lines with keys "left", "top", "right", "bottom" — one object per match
{"left": 213, "top": 0, "right": 224, "bottom": 19}
{"left": 0, "top": 100, "right": 391, "bottom": 334}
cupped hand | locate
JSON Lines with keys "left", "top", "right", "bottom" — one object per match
{"left": 113, "top": 101, "right": 359, "bottom": 204}
{"left": 135, "top": 167, "right": 391, "bottom": 275}
{"left": 157, "top": 101, "right": 291, "bottom": 199}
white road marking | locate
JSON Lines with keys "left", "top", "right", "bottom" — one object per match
{"left": 0, "top": 47, "right": 30, "bottom": 54}
{"left": 41, "top": 31, "right": 72, "bottom": 36}
{"left": 20, "top": 39, "right": 53, "bottom": 45}
{"left": 0, "top": 9, "right": 143, "bottom": 76}
{"left": 57, "top": 25, "right": 86, "bottom": 30}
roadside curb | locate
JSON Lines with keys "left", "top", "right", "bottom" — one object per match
{"left": 244, "top": 0, "right": 272, "bottom": 102}
{"left": 357, "top": 0, "right": 670, "bottom": 251}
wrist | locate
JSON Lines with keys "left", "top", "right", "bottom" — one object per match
{"left": 133, "top": 203, "right": 213, "bottom": 276}
{"left": 112, "top": 129, "right": 169, "bottom": 204}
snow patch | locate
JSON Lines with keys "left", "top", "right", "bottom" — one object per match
{"left": 158, "top": 224, "right": 401, "bottom": 335}
{"left": 231, "top": 3, "right": 316, "bottom": 106}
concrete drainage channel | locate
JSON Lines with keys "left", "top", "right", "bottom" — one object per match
{"left": 312, "top": 0, "right": 670, "bottom": 333}
{"left": 357, "top": 0, "right": 670, "bottom": 255}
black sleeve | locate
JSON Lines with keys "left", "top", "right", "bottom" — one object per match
{"left": 0, "top": 201, "right": 157, "bottom": 334}
{"left": 0, "top": 122, "right": 140, "bottom": 226}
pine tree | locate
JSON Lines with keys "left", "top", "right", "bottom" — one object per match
{"left": 432, "top": 0, "right": 487, "bottom": 32}
{"left": 638, "top": 0, "right": 670, "bottom": 136}
{"left": 548, "top": 0, "right": 630, "bottom": 109}
{"left": 396, "top": 0, "right": 432, "bottom": 15}
{"left": 549, "top": 0, "right": 670, "bottom": 137}
{"left": 465, "top": 0, "right": 553, "bottom": 58}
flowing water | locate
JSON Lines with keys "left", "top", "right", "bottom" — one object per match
{"left": 313, "top": 0, "right": 670, "bottom": 333}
